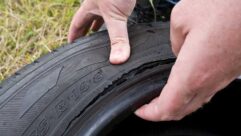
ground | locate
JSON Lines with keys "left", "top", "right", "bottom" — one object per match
{"left": 0, "top": 0, "right": 80, "bottom": 82}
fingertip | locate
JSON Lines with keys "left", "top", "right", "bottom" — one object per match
{"left": 67, "top": 35, "right": 73, "bottom": 43}
{"left": 68, "top": 7, "right": 96, "bottom": 44}
{"left": 68, "top": 31, "right": 77, "bottom": 43}
{"left": 134, "top": 102, "right": 161, "bottom": 122}
{"left": 134, "top": 106, "right": 143, "bottom": 116}
{"left": 68, "top": 25, "right": 78, "bottom": 44}
{"left": 134, "top": 105, "right": 150, "bottom": 120}
{"left": 109, "top": 43, "right": 130, "bottom": 64}
{"left": 109, "top": 55, "right": 129, "bottom": 64}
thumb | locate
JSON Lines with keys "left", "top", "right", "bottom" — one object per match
{"left": 103, "top": 15, "right": 130, "bottom": 64}
{"left": 99, "top": 0, "right": 136, "bottom": 64}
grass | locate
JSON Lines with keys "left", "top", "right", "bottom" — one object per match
{"left": 0, "top": 0, "right": 80, "bottom": 82}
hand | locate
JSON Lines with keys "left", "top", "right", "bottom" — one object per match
{"left": 136, "top": 0, "right": 241, "bottom": 121}
{"left": 68, "top": 0, "right": 136, "bottom": 64}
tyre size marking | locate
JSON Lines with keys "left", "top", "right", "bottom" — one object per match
{"left": 93, "top": 70, "right": 103, "bottom": 83}
{"left": 55, "top": 70, "right": 104, "bottom": 119}
{"left": 79, "top": 81, "right": 90, "bottom": 92}
{"left": 29, "top": 118, "right": 49, "bottom": 136}
{"left": 68, "top": 80, "right": 90, "bottom": 102}
{"left": 55, "top": 100, "right": 68, "bottom": 117}
{"left": 55, "top": 69, "right": 105, "bottom": 118}
{"left": 69, "top": 89, "right": 80, "bottom": 101}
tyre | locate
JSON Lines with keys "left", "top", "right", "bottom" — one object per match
{"left": 1, "top": 21, "right": 241, "bottom": 136}
{"left": 0, "top": 22, "right": 176, "bottom": 136}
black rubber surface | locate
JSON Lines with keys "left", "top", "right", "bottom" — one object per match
{"left": 0, "top": 22, "right": 175, "bottom": 136}
{"left": 109, "top": 80, "right": 241, "bottom": 136}
{"left": 66, "top": 61, "right": 174, "bottom": 136}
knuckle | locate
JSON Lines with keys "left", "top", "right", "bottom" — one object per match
{"left": 171, "top": 4, "right": 184, "bottom": 29}
{"left": 110, "top": 37, "right": 128, "bottom": 46}
{"left": 100, "top": 0, "right": 134, "bottom": 19}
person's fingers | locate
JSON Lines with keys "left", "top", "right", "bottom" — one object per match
{"left": 135, "top": 73, "right": 197, "bottom": 121}
{"left": 136, "top": 0, "right": 241, "bottom": 122}
{"left": 102, "top": 15, "right": 130, "bottom": 64}
{"left": 68, "top": 7, "right": 96, "bottom": 43}
{"left": 135, "top": 12, "right": 191, "bottom": 121}
{"left": 98, "top": 0, "right": 136, "bottom": 64}
{"left": 135, "top": 30, "right": 218, "bottom": 121}
{"left": 135, "top": 97, "right": 162, "bottom": 121}
{"left": 170, "top": 4, "right": 188, "bottom": 56}
{"left": 90, "top": 17, "right": 104, "bottom": 32}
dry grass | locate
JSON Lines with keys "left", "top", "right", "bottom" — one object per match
{"left": 0, "top": 0, "right": 80, "bottom": 81}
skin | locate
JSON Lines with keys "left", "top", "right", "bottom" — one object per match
{"left": 68, "top": 0, "right": 136, "bottom": 64}
{"left": 68, "top": 0, "right": 241, "bottom": 121}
